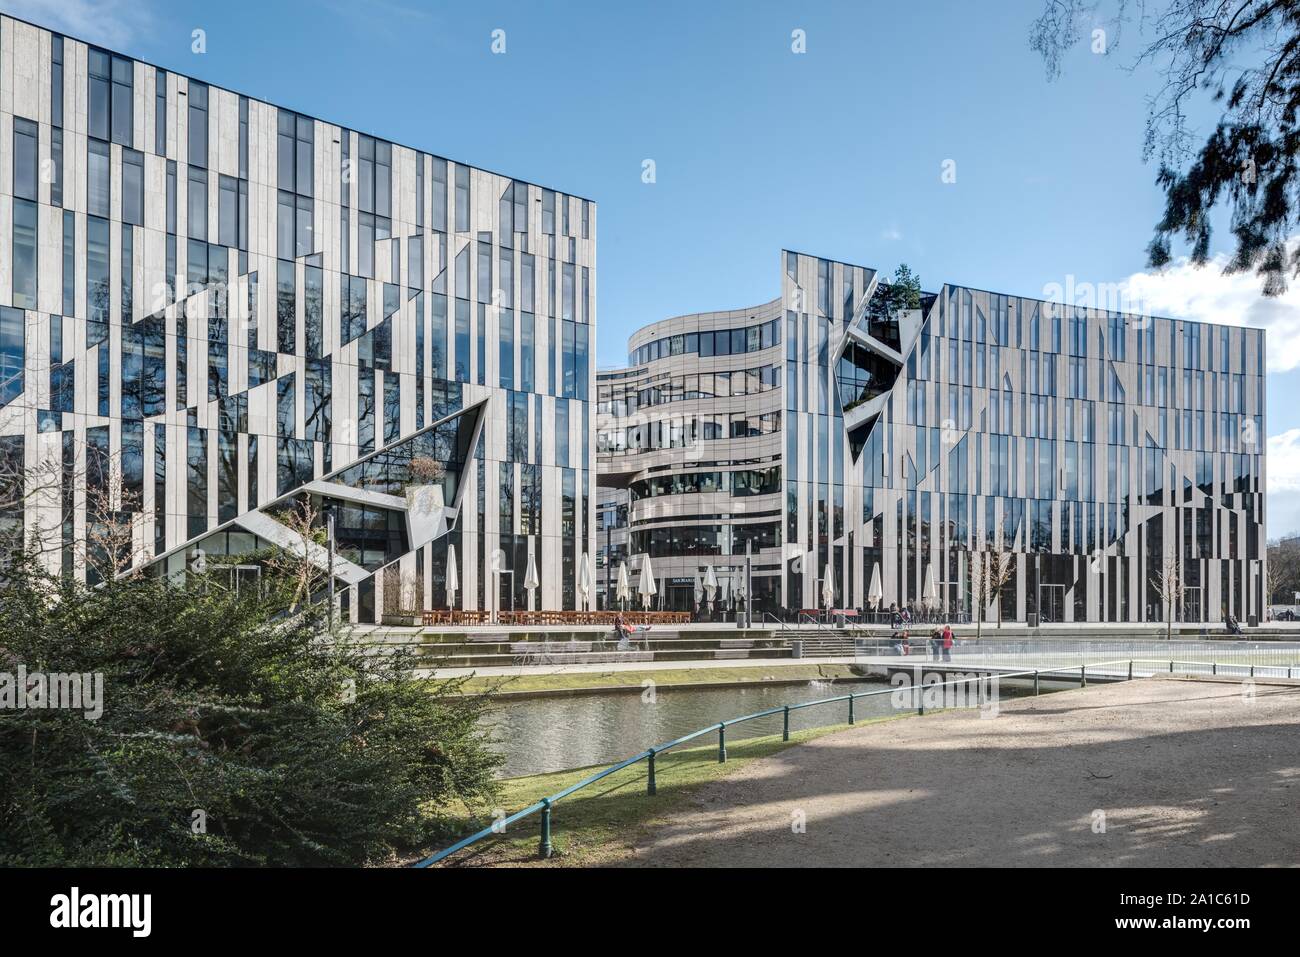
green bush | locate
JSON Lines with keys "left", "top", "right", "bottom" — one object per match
{"left": 0, "top": 554, "right": 501, "bottom": 866}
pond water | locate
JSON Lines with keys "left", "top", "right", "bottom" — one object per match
{"left": 481, "top": 676, "right": 1065, "bottom": 777}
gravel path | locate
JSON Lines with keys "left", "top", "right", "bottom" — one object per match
{"left": 623, "top": 677, "right": 1300, "bottom": 867}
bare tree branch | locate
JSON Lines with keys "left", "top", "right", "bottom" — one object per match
{"left": 1031, "top": 0, "right": 1300, "bottom": 295}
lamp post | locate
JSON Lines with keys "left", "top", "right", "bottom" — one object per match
{"left": 604, "top": 503, "right": 614, "bottom": 611}
{"left": 739, "top": 539, "right": 753, "bottom": 629}
{"left": 326, "top": 513, "right": 336, "bottom": 628}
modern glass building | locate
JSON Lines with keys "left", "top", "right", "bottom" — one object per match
{"left": 0, "top": 14, "right": 596, "bottom": 621}
{"left": 596, "top": 303, "right": 785, "bottom": 614}
{"left": 598, "top": 250, "right": 1267, "bottom": 625}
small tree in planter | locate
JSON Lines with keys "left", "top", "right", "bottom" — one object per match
{"left": 971, "top": 549, "right": 1015, "bottom": 634}
{"left": 1150, "top": 556, "right": 1183, "bottom": 640}
{"left": 380, "top": 568, "right": 423, "bottom": 625}
{"left": 406, "top": 456, "right": 446, "bottom": 517}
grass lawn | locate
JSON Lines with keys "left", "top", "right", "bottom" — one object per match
{"left": 450, "top": 662, "right": 864, "bottom": 696}
{"left": 424, "top": 713, "right": 907, "bottom": 867}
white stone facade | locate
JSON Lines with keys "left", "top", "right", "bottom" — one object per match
{"left": 0, "top": 15, "right": 596, "bottom": 620}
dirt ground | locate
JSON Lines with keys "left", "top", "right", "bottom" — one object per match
{"left": 620, "top": 677, "right": 1300, "bottom": 867}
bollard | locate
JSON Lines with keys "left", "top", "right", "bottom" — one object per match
{"left": 1081, "top": 665, "right": 1087, "bottom": 688}
{"left": 1034, "top": 670, "right": 1040, "bottom": 696}
{"left": 1212, "top": 662, "right": 1217, "bottom": 676}
{"left": 718, "top": 724, "right": 727, "bottom": 763}
{"left": 1128, "top": 660, "right": 1133, "bottom": 681}
{"left": 783, "top": 705, "right": 790, "bottom": 741}
{"left": 917, "top": 681, "right": 925, "bottom": 716}
{"left": 1169, "top": 660, "right": 1174, "bottom": 674}
{"left": 538, "top": 798, "right": 553, "bottom": 859}
{"left": 848, "top": 694, "right": 855, "bottom": 725}
{"left": 1250, "top": 665, "right": 1255, "bottom": 678}
{"left": 647, "top": 749, "right": 657, "bottom": 796}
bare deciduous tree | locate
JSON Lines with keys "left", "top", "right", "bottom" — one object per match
{"left": 971, "top": 550, "right": 1016, "bottom": 638}
{"left": 0, "top": 442, "right": 144, "bottom": 583}
{"left": 82, "top": 464, "right": 144, "bottom": 583}
{"left": 1265, "top": 558, "right": 1281, "bottom": 615}
{"left": 1264, "top": 536, "right": 1300, "bottom": 615}
{"left": 1150, "top": 555, "right": 1184, "bottom": 640}
{"left": 264, "top": 497, "right": 328, "bottom": 611}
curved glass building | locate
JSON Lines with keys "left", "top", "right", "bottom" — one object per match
{"left": 598, "top": 250, "right": 1267, "bottom": 625}
{"left": 597, "top": 302, "right": 785, "bottom": 614}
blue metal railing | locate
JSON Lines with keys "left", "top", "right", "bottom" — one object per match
{"left": 415, "top": 658, "right": 1143, "bottom": 866}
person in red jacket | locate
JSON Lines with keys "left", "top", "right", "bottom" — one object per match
{"left": 942, "top": 623, "right": 954, "bottom": 662}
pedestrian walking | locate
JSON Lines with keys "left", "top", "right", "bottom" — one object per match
{"left": 890, "top": 603, "right": 906, "bottom": 655}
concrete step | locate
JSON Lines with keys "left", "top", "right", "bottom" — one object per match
{"left": 380, "top": 627, "right": 782, "bottom": 645}
{"left": 373, "top": 636, "right": 789, "bottom": 657}
{"left": 410, "top": 647, "right": 796, "bottom": 669}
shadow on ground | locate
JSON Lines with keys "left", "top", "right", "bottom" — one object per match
{"left": 616, "top": 680, "right": 1300, "bottom": 867}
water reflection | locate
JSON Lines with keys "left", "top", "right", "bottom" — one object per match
{"left": 481, "top": 679, "right": 1051, "bottom": 778}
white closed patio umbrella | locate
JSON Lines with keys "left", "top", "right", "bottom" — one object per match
{"left": 523, "top": 547, "right": 539, "bottom": 611}
{"left": 579, "top": 554, "right": 591, "bottom": 611}
{"left": 445, "top": 544, "right": 459, "bottom": 610}
{"left": 702, "top": 565, "right": 718, "bottom": 619}
{"left": 868, "top": 562, "right": 883, "bottom": 611}
{"left": 821, "top": 562, "right": 836, "bottom": 610}
{"left": 638, "top": 554, "right": 658, "bottom": 610}
{"left": 923, "top": 563, "right": 937, "bottom": 612}
{"left": 615, "top": 561, "right": 631, "bottom": 611}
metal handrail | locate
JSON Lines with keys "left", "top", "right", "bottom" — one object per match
{"left": 1129, "top": 658, "right": 1298, "bottom": 679}
{"left": 415, "top": 657, "right": 1141, "bottom": 867}
{"left": 796, "top": 612, "right": 833, "bottom": 630}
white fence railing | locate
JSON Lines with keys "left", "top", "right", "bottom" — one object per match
{"left": 848, "top": 636, "right": 1300, "bottom": 671}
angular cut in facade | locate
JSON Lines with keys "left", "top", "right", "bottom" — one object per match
{"left": 598, "top": 250, "right": 1267, "bottom": 625}
{"left": 0, "top": 14, "right": 596, "bottom": 621}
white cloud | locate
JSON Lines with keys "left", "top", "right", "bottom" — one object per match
{"left": 880, "top": 225, "right": 903, "bottom": 242}
{"left": 1268, "top": 429, "right": 1300, "bottom": 539}
{"left": 1115, "top": 247, "right": 1300, "bottom": 536}
{"left": 1120, "top": 247, "right": 1300, "bottom": 374}
{"left": 2, "top": 0, "right": 154, "bottom": 49}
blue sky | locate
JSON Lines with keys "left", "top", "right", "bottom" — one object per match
{"left": 8, "top": 0, "right": 1300, "bottom": 535}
